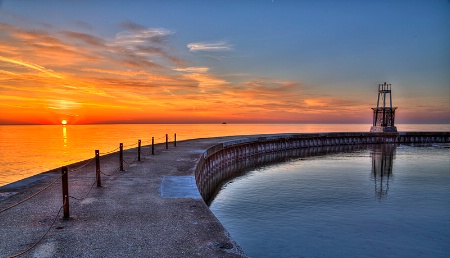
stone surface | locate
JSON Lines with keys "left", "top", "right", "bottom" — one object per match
{"left": 0, "top": 137, "right": 246, "bottom": 258}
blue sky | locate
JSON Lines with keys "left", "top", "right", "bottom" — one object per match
{"left": 0, "top": 0, "right": 449, "bottom": 124}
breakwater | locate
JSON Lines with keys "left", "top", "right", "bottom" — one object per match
{"left": 195, "top": 132, "right": 450, "bottom": 203}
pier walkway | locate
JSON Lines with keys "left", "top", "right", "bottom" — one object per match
{"left": 0, "top": 137, "right": 245, "bottom": 257}
{"left": 1, "top": 132, "right": 448, "bottom": 257}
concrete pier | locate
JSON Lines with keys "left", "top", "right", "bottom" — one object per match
{"left": 0, "top": 136, "right": 246, "bottom": 257}
{"left": 195, "top": 132, "right": 449, "bottom": 202}
{"left": 0, "top": 132, "right": 448, "bottom": 257}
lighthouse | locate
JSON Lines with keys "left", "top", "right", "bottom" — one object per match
{"left": 370, "top": 82, "right": 398, "bottom": 132}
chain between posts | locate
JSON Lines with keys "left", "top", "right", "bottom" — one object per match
{"left": 68, "top": 180, "right": 97, "bottom": 201}
{"left": 2, "top": 134, "right": 176, "bottom": 214}
{"left": 4, "top": 132, "right": 179, "bottom": 257}
{"left": 100, "top": 148, "right": 119, "bottom": 155}
{"left": 68, "top": 158, "right": 94, "bottom": 173}
{"left": 123, "top": 142, "right": 138, "bottom": 148}
{"left": 0, "top": 175, "right": 62, "bottom": 214}
{"left": 99, "top": 170, "right": 113, "bottom": 176}
{"left": 1, "top": 133, "right": 177, "bottom": 215}
{"left": 123, "top": 157, "right": 138, "bottom": 165}
{"left": 7, "top": 203, "right": 66, "bottom": 258}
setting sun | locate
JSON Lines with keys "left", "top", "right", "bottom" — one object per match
{"left": 61, "top": 120, "right": 67, "bottom": 125}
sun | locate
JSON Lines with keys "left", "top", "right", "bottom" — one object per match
{"left": 61, "top": 120, "right": 67, "bottom": 125}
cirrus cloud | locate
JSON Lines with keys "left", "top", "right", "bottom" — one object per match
{"left": 187, "top": 41, "right": 233, "bottom": 52}
{"left": 173, "top": 66, "right": 209, "bottom": 73}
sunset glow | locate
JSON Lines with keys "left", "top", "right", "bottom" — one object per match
{"left": 0, "top": 1, "right": 448, "bottom": 125}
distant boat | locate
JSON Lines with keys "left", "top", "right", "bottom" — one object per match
{"left": 222, "top": 122, "right": 227, "bottom": 124}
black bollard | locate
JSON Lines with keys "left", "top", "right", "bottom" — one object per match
{"left": 165, "top": 134, "right": 168, "bottom": 150}
{"left": 61, "top": 166, "right": 69, "bottom": 219}
{"left": 152, "top": 137, "right": 155, "bottom": 155}
{"left": 95, "top": 150, "right": 101, "bottom": 187}
{"left": 119, "top": 143, "right": 124, "bottom": 171}
{"left": 138, "top": 140, "right": 141, "bottom": 161}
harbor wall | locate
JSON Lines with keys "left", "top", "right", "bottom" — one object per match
{"left": 194, "top": 132, "right": 450, "bottom": 203}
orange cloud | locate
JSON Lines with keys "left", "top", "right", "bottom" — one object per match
{"left": 0, "top": 55, "right": 63, "bottom": 78}
{"left": 0, "top": 20, "right": 377, "bottom": 125}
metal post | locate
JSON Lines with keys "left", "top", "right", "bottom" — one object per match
{"left": 375, "top": 84, "right": 381, "bottom": 126}
{"left": 382, "top": 83, "right": 387, "bottom": 127}
{"left": 165, "top": 134, "right": 168, "bottom": 150}
{"left": 61, "top": 166, "right": 69, "bottom": 219}
{"left": 95, "top": 150, "right": 101, "bottom": 187}
{"left": 152, "top": 137, "right": 155, "bottom": 155}
{"left": 389, "top": 86, "right": 393, "bottom": 109}
{"left": 138, "top": 140, "right": 141, "bottom": 161}
{"left": 174, "top": 133, "right": 177, "bottom": 147}
{"left": 119, "top": 143, "right": 124, "bottom": 171}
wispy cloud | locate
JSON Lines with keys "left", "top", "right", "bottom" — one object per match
{"left": 0, "top": 19, "right": 362, "bottom": 124}
{"left": 0, "top": 55, "right": 63, "bottom": 78}
{"left": 187, "top": 41, "right": 233, "bottom": 52}
{"left": 173, "top": 67, "right": 209, "bottom": 73}
{"left": 60, "top": 31, "right": 105, "bottom": 47}
{"left": 47, "top": 99, "right": 82, "bottom": 110}
{"left": 114, "top": 28, "right": 173, "bottom": 46}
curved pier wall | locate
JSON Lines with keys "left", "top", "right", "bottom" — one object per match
{"left": 194, "top": 132, "right": 450, "bottom": 203}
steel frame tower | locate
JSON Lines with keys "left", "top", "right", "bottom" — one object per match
{"left": 370, "top": 82, "right": 398, "bottom": 132}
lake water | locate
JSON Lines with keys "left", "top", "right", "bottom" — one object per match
{"left": 0, "top": 124, "right": 449, "bottom": 257}
{"left": 0, "top": 123, "right": 448, "bottom": 186}
{"left": 209, "top": 144, "right": 450, "bottom": 257}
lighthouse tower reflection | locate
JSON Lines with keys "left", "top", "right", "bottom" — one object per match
{"left": 371, "top": 144, "right": 396, "bottom": 200}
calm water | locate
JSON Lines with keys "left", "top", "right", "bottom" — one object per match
{"left": 0, "top": 123, "right": 447, "bottom": 186}
{"left": 209, "top": 144, "right": 450, "bottom": 258}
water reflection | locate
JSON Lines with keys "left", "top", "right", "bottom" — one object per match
{"left": 206, "top": 144, "right": 399, "bottom": 205}
{"left": 62, "top": 125, "right": 68, "bottom": 153}
{"left": 205, "top": 144, "right": 371, "bottom": 205}
{"left": 371, "top": 144, "right": 396, "bottom": 200}
{"left": 209, "top": 144, "right": 450, "bottom": 258}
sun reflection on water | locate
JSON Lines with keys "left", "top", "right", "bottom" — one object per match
{"left": 62, "top": 125, "right": 68, "bottom": 152}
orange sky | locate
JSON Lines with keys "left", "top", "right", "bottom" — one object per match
{"left": 0, "top": 2, "right": 448, "bottom": 125}
{"left": 0, "top": 23, "right": 368, "bottom": 125}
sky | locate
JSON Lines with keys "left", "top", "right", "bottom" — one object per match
{"left": 0, "top": 0, "right": 449, "bottom": 125}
